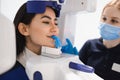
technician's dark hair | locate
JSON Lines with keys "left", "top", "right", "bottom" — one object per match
{"left": 13, "top": 2, "right": 58, "bottom": 56}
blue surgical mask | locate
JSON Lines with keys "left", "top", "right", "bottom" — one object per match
{"left": 98, "top": 23, "right": 120, "bottom": 40}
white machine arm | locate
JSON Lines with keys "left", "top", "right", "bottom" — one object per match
{"left": 58, "top": 0, "right": 97, "bottom": 45}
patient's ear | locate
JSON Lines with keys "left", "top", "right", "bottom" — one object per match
{"left": 18, "top": 23, "right": 29, "bottom": 36}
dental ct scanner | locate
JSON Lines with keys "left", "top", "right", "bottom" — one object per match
{"left": 0, "top": 0, "right": 103, "bottom": 80}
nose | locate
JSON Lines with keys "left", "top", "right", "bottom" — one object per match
{"left": 50, "top": 24, "right": 59, "bottom": 35}
{"left": 106, "top": 20, "right": 111, "bottom": 24}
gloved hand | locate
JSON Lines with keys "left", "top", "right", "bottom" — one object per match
{"left": 34, "top": 71, "right": 42, "bottom": 80}
{"left": 51, "top": 35, "right": 62, "bottom": 48}
{"left": 61, "top": 38, "right": 78, "bottom": 55}
{"left": 51, "top": 35, "right": 78, "bottom": 55}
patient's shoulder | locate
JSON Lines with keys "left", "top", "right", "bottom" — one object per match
{"left": 0, "top": 61, "right": 29, "bottom": 80}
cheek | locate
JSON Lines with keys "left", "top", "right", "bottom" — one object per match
{"left": 29, "top": 27, "right": 48, "bottom": 41}
{"left": 28, "top": 27, "right": 54, "bottom": 47}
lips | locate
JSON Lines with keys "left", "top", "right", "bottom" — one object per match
{"left": 47, "top": 35, "right": 53, "bottom": 39}
{"left": 47, "top": 35, "right": 55, "bottom": 39}
{"left": 46, "top": 36, "right": 55, "bottom": 47}
{"left": 46, "top": 36, "right": 55, "bottom": 43}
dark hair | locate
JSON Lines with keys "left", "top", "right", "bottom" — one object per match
{"left": 13, "top": 3, "right": 36, "bottom": 56}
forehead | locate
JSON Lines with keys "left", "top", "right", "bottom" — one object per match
{"left": 102, "top": 6, "right": 120, "bottom": 18}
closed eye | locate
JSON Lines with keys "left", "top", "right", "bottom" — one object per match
{"left": 43, "top": 21, "right": 50, "bottom": 24}
{"left": 102, "top": 17, "right": 107, "bottom": 21}
{"left": 111, "top": 19, "right": 118, "bottom": 23}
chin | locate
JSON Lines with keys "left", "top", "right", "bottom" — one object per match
{"left": 43, "top": 44, "right": 54, "bottom": 48}
{"left": 48, "top": 45, "right": 54, "bottom": 48}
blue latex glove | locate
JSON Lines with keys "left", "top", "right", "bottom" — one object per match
{"left": 61, "top": 38, "right": 78, "bottom": 55}
{"left": 51, "top": 36, "right": 78, "bottom": 55}
{"left": 51, "top": 35, "right": 62, "bottom": 48}
{"left": 34, "top": 71, "right": 42, "bottom": 80}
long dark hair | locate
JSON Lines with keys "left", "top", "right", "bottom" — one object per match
{"left": 13, "top": 3, "right": 35, "bottom": 56}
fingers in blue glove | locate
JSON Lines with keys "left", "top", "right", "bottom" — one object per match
{"left": 61, "top": 38, "right": 73, "bottom": 50}
{"left": 61, "top": 38, "right": 78, "bottom": 55}
{"left": 34, "top": 71, "right": 42, "bottom": 80}
{"left": 51, "top": 35, "right": 62, "bottom": 48}
{"left": 61, "top": 38, "right": 73, "bottom": 54}
{"left": 66, "top": 39, "right": 78, "bottom": 55}
{"left": 65, "top": 38, "right": 73, "bottom": 48}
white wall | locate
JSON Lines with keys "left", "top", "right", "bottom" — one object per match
{"left": 1, "top": 0, "right": 27, "bottom": 21}
{"left": 75, "top": 0, "right": 111, "bottom": 50}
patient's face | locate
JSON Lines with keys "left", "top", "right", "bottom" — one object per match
{"left": 101, "top": 6, "right": 120, "bottom": 27}
{"left": 25, "top": 7, "right": 59, "bottom": 53}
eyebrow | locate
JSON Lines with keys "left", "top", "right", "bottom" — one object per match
{"left": 102, "top": 15, "right": 120, "bottom": 21}
{"left": 112, "top": 17, "right": 120, "bottom": 20}
{"left": 41, "top": 15, "right": 57, "bottom": 21}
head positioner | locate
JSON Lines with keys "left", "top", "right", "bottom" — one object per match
{"left": 27, "top": 0, "right": 63, "bottom": 17}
